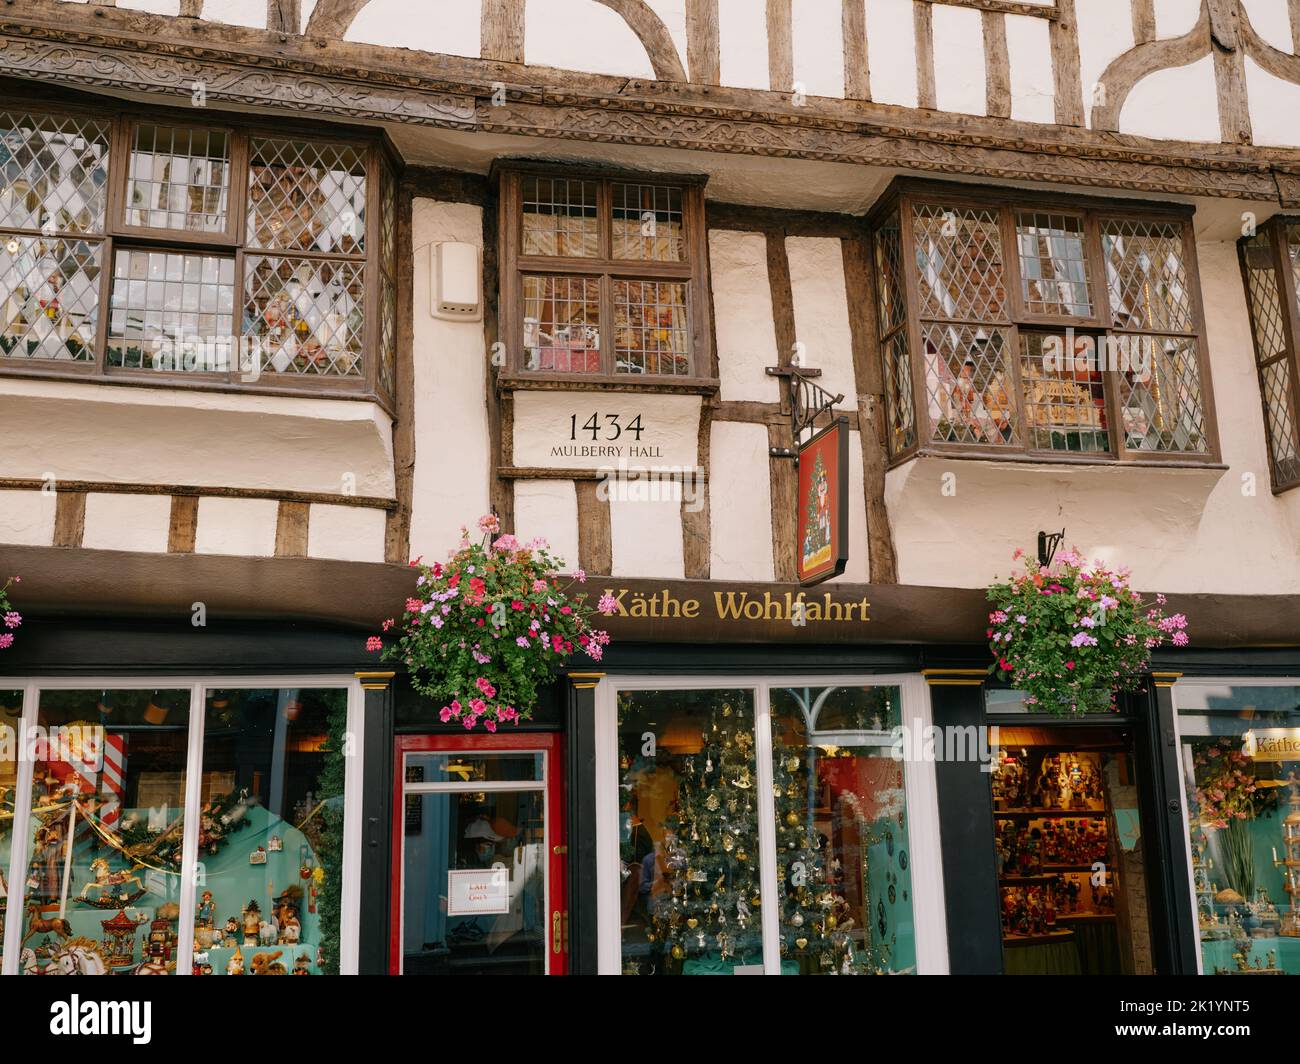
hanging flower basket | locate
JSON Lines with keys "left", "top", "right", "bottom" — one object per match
{"left": 368, "top": 515, "right": 616, "bottom": 731}
{"left": 986, "top": 547, "right": 1188, "bottom": 715}
{"left": 0, "top": 575, "right": 21, "bottom": 652}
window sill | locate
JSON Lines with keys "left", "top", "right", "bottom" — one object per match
{"left": 889, "top": 446, "right": 1227, "bottom": 474}
{"left": 0, "top": 363, "right": 395, "bottom": 418}
{"left": 496, "top": 372, "right": 720, "bottom": 396}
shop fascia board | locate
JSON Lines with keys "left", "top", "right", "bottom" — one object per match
{"left": 2, "top": 545, "right": 1297, "bottom": 650}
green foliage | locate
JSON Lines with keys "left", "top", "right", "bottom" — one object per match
{"left": 315, "top": 696, "right": 347, "bottom": 976}
{"left": 373, "top": 516, "right": 613, "bottom": 730}
{"left": 986, "top": 546, "right": 1188, "bottom": 715}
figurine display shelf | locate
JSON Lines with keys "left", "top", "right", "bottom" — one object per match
{"left": 16, "top": 794, "right": 326, "bottom": 975}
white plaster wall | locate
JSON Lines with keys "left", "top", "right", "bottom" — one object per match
{"left": 116, "top": 0, "right": 179, "bottom": 13}
{"left": 202, "top": 0, "right": 267, "bottom": 28}
{"left": 345, "top": 0, "right": 480, "bottom": 56}
{"left": 526, "top": 0, "right": 657, "bottom": 78}
{"left": 307, "top": 503, "right": 386, "bottom": 563}
{"left": 785, "top": 235, "right": 857, "bottom": 405}
{"left": 610, "top": 494, "right": 684, "bottom": 578}
{"left": 82, "top": 493, "right": 170, "bottom": 553}
{"left": 865, "top": 0, "right": 918, "bottom": 109}
{"left": 0, "top": 491, "right": 56, "bottom": 547}
{"left": 1005, "top": 14, "right": 1055, "bottom": 125}
{"left": 1, "top": 378, "right": 394, "bottom": 497}
{"left": 830, "top": 429, "right": 869, "bottom": 584}
{"left": 1246, "top": 58, "right": 1300, "bottom": 149}
{"left": 931, "top": 4, "right": 986, "bottom": 116}
{"left": 513, "top": 479, "right": 581, "bottom": 570}
{"left": 1154, "top": 0, "right": 1201, "bottom": 37}
{"left": 194, "top": 496, "right": 278, "bottom": 556}
{"left": 884, "top": 239, "right": 1300, "bottom": 596}
{"left": 1241, "top": 0, "right": 1294, "bottom": 51}
{"left": 1120, "top": 55, "right": 1221, "bottom": 143}
{"left": 718, "top": 0, "right": 770, "bottom": 90}
{"left": 708, "top": 229, "right": 781, "bottom": 403}
{"left": 792, "top": 0, "right": 845, "bottom": 100}
{"left": 1076, "top": 0, "right": 1135, "bottom": 129}
{"left": 708, "top": 421, "right": 774, "bottom": 581}
{"left": 408, "top": 199, "right": 493, "bottom": 564}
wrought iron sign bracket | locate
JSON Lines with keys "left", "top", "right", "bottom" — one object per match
{"left": 1037, "top": 528, "right": 1066, "bottom": 568}
{"left": 766, "top": 366, "right": 844, "bottom": 460}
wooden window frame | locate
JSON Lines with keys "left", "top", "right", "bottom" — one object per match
{"left": 867, "top": 177, "right": 1222, "bottom": 469}
{"left": 0, "top": 92, "right": 400, "bottom": 415}
{"left": 1237, "top": 215, "right": 1300, "bottom": 494}
{"left": 495, "top": 161, "right": 717, "bottom": 394}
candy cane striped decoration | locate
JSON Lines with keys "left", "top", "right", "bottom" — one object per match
{"left": 99, "top": 733, "right": 128, "bottom": 828}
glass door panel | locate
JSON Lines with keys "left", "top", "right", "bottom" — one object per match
{"left": 394, "top": 734, "right": 563, "bottom": 975}
{"left": 401, "top": 788, "right": 546, "bottom": 974}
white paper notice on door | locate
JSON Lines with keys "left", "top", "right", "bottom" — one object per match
{"left": 446, "top": 867, "right": 510, "bottom": 916}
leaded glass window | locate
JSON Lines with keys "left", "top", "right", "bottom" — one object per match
{"left": 871, "top": 181, "right": 1216, "bottom": 464}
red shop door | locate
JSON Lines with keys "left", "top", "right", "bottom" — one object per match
{"left": 390, "top": 732, "right": 567, "bottom": 974}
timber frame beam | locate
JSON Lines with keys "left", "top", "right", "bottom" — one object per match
{"left": 2, "top": 1, "right": 1300, "bottom": 206}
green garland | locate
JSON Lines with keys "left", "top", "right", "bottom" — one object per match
{"left": 315, "top": 697, "right": 347, "bottom": 975}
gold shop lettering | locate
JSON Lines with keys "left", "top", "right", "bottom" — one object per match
{"left": 601, "top": 588, "right": 870, "bottom": 623}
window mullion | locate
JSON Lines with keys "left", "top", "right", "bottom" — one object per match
{"left": 0, "top": 682, "right": 39, "bottom": 975}
{"left": 599, "top": 272, "right": 615, "bottom": 377}
{"left": 898, "top": 196, "right": 931, "bottom": 447}
{"left": 1005, "top": 322, "right": 1031, "bottom": 453}
{"left": 175, "top": 680, "right": 207, "bottom": 977}
{"left": 1271, "top": 218, "right": 1300, "bottom": 465}
{"left": 753, "top": 681, "right": 781, "bottom": 975}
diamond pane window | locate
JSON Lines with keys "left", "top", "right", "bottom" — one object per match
{"left": 1241, "top": 233, "right": 1289, "bottom": 361}
{"left": 522, "top": 274, "right": 600, "bottom": 373}
{"left": 521, "top": 177, "right": 598, "bottom": 258}
{"left": 107, "top": 249, "right": 235, "bottom": 370}
{"left": 1017, "top": 211, "right": 1092, "bottom": 317}
{"left": 874, "top": 216, "right": 906, "bottom": 337}
{"left": 1289, "top": 223, "right": 1300, "bottom": 316}
{"left": 1238, "top": 221, "right": 1300, "bottom": 489}
{"left": 921, "top": 322, "right": 1016, "bottom": 445}
{"left": 380, "top": 162, "right": 397, "bottom": 275}
{"left": 1019, "top": 332, "right": 1110, "bottom": 453}
{"left": 883, "top": 332, "right": 916, "bottom": 454}
{"left": 243, "top": 256, "right": 364, "bottom": 377}
{"left": 0, "top": 236, "right": 100, "bottom": 361}
{"left": 125, "top": 124, "right": 230, "bottom": 233}
{"left": 248, "top": 138, "right": 366, "bottom": 254}
{"left": 0, "top": 111, "right": 110, "bottom": 234}
{"left": 612, "top": 183, "right": 683, "bottom": 261}
{"left": 614, "top": 279, "right": 689, "bottom": 375}
{"left": 379, "top": 271, "right": 396, "bottom": 398}
{"left": 1102, "top": 219, "right": 1194, "bottom": 333}
{"left": 913, "top": 204, "right": 1007, "bottom": 322}
{"left": 1118, "top": 336, "right": 1207, "bottom": 453}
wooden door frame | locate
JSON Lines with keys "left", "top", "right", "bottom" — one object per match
{"left": 389, "top": 731, "right": 567, "bottom": 974}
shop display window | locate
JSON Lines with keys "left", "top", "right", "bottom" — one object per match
{"left": 0, "top": 690, "right": 22, "bottom": 969}
{"left": 1177, "top": 683, "right": 1300, "bottom": 974}
{"left": 192, "top": 688, "right": 347, "bottom": 977}
{"left": 19, "top": 688, "right": 191, "bottom": 976}
{"left": 616, "top": 684, "right": 917, "bottom": 975}
{"left": 1, "top": 683, "right": 353, "bottom": 976}
{"left": 988, "top": 726, "right": 1153, "bottom": 975}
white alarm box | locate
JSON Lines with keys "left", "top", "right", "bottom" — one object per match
{"left": 431, "top": 241, "right": 482, "bottom": 321}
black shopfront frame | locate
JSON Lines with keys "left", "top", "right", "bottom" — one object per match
{"left": 5, "top": 617, "right": 1292, "bottom": 975}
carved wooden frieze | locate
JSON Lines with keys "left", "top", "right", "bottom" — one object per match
{"left": 0, "top": 35, "right": 477, "bottom": 128}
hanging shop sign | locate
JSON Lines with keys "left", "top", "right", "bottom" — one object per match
{"left": 797, "top": 416, "right": 850, "bottom": 586}
{"left": 446, "top": 868, "right": 510, "bottom": 916}
{"left": 510, "top": 390, "right": 701, "bottom": 473}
